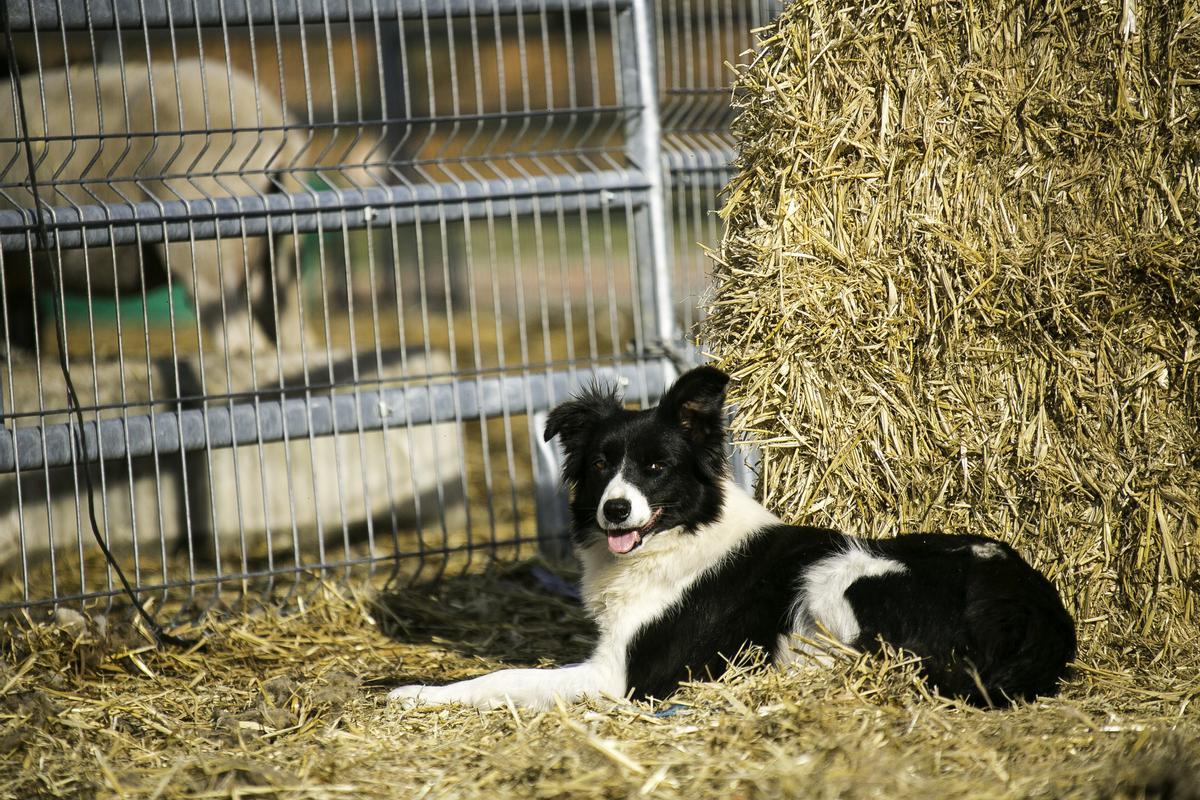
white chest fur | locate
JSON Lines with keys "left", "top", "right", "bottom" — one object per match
{"left": 576, "top": 480, "right": 782, "bottom": 688}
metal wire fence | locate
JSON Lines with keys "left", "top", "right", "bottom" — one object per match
{"left": 0, "top": 0, "right": 778, "bottom": 612}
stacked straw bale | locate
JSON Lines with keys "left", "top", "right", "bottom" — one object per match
{"left": 708, "top": 0, "right": 1199, "bottom": 656}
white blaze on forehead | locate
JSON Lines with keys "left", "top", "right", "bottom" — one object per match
{"left": 596, "top": 463, "right": 653, "bottom": 529}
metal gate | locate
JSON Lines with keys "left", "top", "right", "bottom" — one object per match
{"left": 0, "top": 0, "right": 777, "bottom": 612}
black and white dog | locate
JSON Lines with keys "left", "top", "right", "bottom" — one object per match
{"left": 390, "top": 367, "right": 1076, "bottom": 709}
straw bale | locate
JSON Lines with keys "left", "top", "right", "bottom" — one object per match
{"left": 707, "top": 0, "right": 1200, "bottom": 658}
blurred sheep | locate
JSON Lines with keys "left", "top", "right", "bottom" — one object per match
{"left": 0, "top": 58, "right": 301, "bottom": 357}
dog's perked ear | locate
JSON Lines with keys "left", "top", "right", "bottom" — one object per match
{"left": 656, "top": 366, "right": 730, "bottom": 445}
{"left": 543, "top": 383, "right": 624, "bottom": 454}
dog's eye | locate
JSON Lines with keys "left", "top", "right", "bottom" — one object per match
{"left": 646, "top": 462, "right": 664, "bottom": 475}
{"left": 592, "top": 459, "right": 607, "bottom": 472}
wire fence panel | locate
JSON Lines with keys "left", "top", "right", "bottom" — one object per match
{"left": 657, "top": 0, "right": 780, "bottom": 488}
{"left": 659, "top": 0, "right": 780, "bottom": 337}
{"left": 0, "top": 0, "right": 777, "bottom": 612}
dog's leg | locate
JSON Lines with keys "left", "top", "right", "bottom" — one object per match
{"left": 388, "top": 661, "right": 619, "bottom": 711}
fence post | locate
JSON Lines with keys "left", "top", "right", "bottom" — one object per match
{"left": 620, "top": 0, "right": 678, "bottom": 375}
{"left": 532, "top": 410, "right": 572, "bottom": 562}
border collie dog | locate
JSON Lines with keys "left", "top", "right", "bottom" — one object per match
{"left": 390, "top": 367, "right": 1076, "bottom": 710}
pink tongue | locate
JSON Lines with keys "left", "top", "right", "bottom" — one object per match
{"left": 607, "top": 530, "right": 642, "bottom": 554}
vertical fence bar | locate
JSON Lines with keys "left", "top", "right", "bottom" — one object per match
{"left": 532, "top": 409, "right": 571, "bottom": 561}
{"left": 620, "top": 0, "right": 676, "bottom": 362}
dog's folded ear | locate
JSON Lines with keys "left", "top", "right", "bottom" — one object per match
{"left": 656, "top": 366, "right": 730, "bottom": 443}
{"left": 544, "top": 383, "right": 623, "bottom": 450}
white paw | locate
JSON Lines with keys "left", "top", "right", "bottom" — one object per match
{"left": 388, "top": 684, "right": 437, "bottom": 707}
{"left": 388, "top": 684, "right": 475, "bottom": 709}
{"left": 388, "top": 682, "right": 511, "bottom": 710}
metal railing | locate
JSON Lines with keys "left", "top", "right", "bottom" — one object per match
{"left": 0, "top": 0, "right": 778, "bottom": 611}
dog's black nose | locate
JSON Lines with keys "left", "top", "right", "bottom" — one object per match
{"left": 603, "top": 498, "right": 631, "bottom": 523}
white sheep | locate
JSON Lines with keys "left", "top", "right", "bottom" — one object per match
{"left": 1, "top": 58, "right": 301, "bottom": 357}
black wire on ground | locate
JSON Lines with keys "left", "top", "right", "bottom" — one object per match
{"left": 3, "top": 9, "right": 196, "bottom": 649}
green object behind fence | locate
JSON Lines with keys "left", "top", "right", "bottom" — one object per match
{"left": 39, "top": 283, "right": 197, "bottom": 327}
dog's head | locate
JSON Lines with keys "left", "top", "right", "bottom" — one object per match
{"left": 544, "top": 366, "right": 730, "bottom": 555}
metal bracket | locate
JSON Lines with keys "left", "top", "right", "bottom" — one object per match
{"left": 532, "top": 410, "right": 573, "bottom": 564}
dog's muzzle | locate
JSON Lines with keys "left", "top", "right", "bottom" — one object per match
{"left": 602, "top": 507, "right": 663, "bottom": 555}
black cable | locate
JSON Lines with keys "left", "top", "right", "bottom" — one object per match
{"left": 3, "top": 8, "right": 194, "bottom": 648}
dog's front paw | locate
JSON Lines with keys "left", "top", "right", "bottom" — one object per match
{"left": 388, "top": 684, "right": 440, "bottom": 707}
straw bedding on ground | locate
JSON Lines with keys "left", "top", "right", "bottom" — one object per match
{"left": 2, "top": 573, "right": 1198, "bottom": 799}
